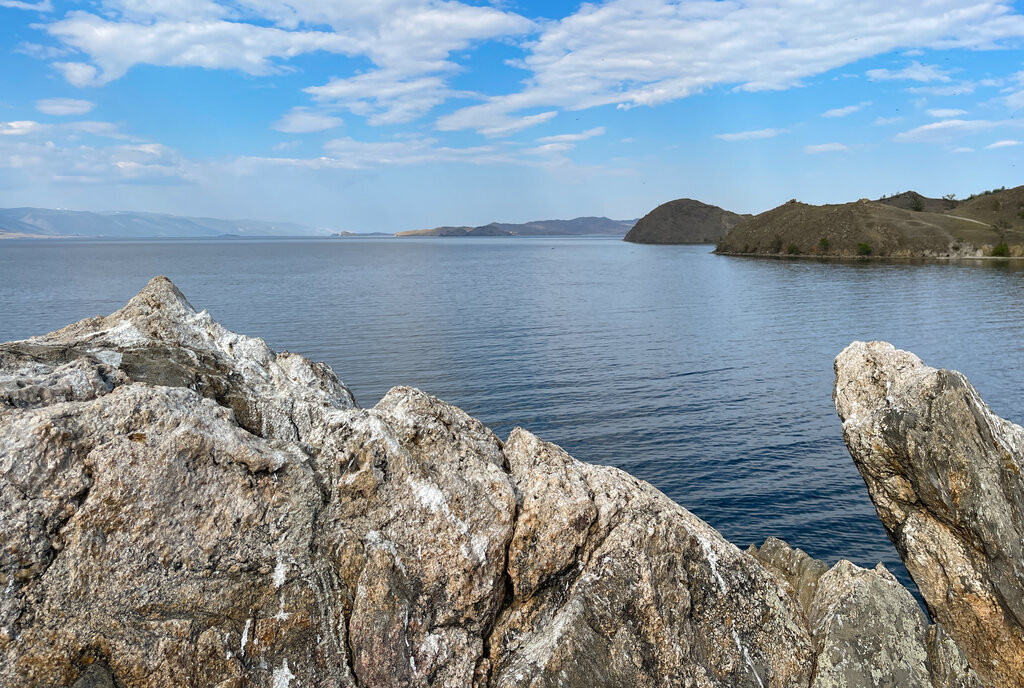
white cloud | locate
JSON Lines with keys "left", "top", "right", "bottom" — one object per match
{"left": 14, "top": 42, "right": 72, "bottom": 59}
{"left": 894, "top": 118, "right": 1006, "bottom": 142}
{"left": 439, "top": 0, "right": 1024, "bottom": 134}
{"left": 273, "top": 107, "right": 343, "bottom": 134}
{"left": 42, "top": 1, "right": 531, "bottom": 126}
{"left": 306, "top": 73, "right": 462, "bottom": 125}
{"left": 985, "top": 139, "right": 1021, "bottom": 149}
{"left": 536, "top": 127, "right": 606, "bottom": 143}
{"left": 907, "top": 82, "right": 976, "bottom": 96}
{"left": 0, "top": 121, "right": 35, "bottom": 137}
{"left": 23, "top": 0, "right": 1024, "bottom": 142}
{"left": 1, "top": 121, "right": 45, "bottom": 136}
{"left": 525, "top": 142, "right": 573, "bottom": 156}
{"left": 1005, "top": 72, "right": 1024, "bottom": 110}
{"left": 874, "top": 116, "right": 903, "bottom": 125}
{"left": 951, "top": 147, "right": 974, "bottom": 153}
{"left": 866, "top": 63, "right": 952, "bottom": 82}
{"left": 0, "top": 0, "right": 52, "bottom": 10}
{"left": 714, "top": 128, "right": 788, "bottom": 141}
{"left": 804, "top": 143, "right": 848, "bottom": 154}
{"left": 298, "top": 135, "right": 511, "bottom": 168}
{"left": 436, "top": 110, "right": 557, "bottom": 138}
{"left": 53, "top": 62, "right": 100, "bottom": 88}
{"left": 822, "top": 101, "right": 871, "bottom": 118}
{"left": 926, "top": 108, "right": 968, "bottom": 117}
{"left": 47, "top": 13, "right": 350, "bottom": 85}
{"left": 902, "top": 119, "right": 1012, "bottom": 142}
{"left": 272, "top": 140, "right": 301, "bottom": 151}
{"left": 0, "top": 134, "right": 190, "bottom": 184}
{"left": 36, "top": 98, "right": 95, "bottom": 116}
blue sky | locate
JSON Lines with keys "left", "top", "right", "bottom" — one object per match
{"left": 1, "top": 0, "right": 1023, "bottom": 232}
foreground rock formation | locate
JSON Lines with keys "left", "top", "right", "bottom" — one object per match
{"left": 836, "top": 342, "right": 1024, "bottom": 688}
{"left": 0, "top": 278, "right": 999, "bottom": 687}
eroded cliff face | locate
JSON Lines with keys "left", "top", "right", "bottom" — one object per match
{"left": 835, "top": 342, "right": 1024, "bottom": 688}
{"left": 0, "top": 278, "right": 987, "bottom": 687}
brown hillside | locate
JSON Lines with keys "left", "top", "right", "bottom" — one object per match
{"left": 951, "top": 185, "right": 1024, "bottom": 228}
{"left": 715, "top": 198, "right": 1024, "bottom": 258}
{"left": 875, "top": 191, "right": 948, "bottom": 214}
{"left": 623, "top": 198, "right": 749, "bottom": 244}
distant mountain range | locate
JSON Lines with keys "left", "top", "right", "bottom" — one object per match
{"left": 395, "top": 216, "right": 635, "bottom": 237}
{"left": 0, "top": 207, "right": 336, "bottom": 238}
{"left": 0, "top": 208, "right": 637, "bottom": 239}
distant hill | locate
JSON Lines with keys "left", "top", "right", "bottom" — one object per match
{"left": 396, "top": 216, "right": 634, "bottom": 237}
{"left": 623, "top": 199, "right": 750, "bottom": 244}
{"left": 875, "top": 191, "right": 949, "bottom": 214}
{"left": 714, "top": 187, "right": 1024, "bottom": 258}
{"left": 0, "top": 207, "right": 336, "bottom": 238}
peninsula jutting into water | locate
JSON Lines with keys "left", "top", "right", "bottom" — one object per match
{"left": 712, "top": 186, "right": 1024, "bottom": 259}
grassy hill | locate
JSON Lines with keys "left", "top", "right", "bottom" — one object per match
{"left": 623, "top": 198, "right": 749, "bottom": 244}
{"left": 714, "top": 186, "right": 1024, "bottom": 258}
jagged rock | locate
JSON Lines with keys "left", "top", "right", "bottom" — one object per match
{"left": 752, "top": 538, "right": 981, "bottom": 688}
{"left": 835, "top": 341, "right": 1024, "bottom": 688}
{"left": 807, "top": 560, "right": 932, "bottom": 688}
{"left": 751, "top": 536, "right": 830, "bottom": 618}
{"left": 488, "top": 429, "right": 814, "bottom": 687}
{"left": 0, "top": 276, "right": 355, "bottom": 441}
{"left": 0, "top": 279, "right": 990, "bottom": 687}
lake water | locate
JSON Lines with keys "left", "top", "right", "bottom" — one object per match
{"left": 3, "top": 236, "right": 1024, "bottom": 592}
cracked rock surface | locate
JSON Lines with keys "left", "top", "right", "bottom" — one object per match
{"left": 835, "top": 341, "right": 1024, "bottom": 688}
{"left": 0, "top": 279, "right": 990, "bottom": 687}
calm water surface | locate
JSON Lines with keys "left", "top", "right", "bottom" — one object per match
{"left": 3, "top": 236, "right": 1024, "bottom": 591}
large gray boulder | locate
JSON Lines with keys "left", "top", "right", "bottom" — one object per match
{"left": 0, "top": 279, "right": 985, "bottom": 686}
{"left": 835, "top": 341, "right": 1024, "bottom": 688}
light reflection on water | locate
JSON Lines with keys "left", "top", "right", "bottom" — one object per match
{"left": 3, "top": 236, "right": 1023, "bottom": 592}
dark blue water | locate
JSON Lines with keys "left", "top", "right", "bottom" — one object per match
{"left": 3, "top": 236, "right": 1024, "bottom": 592}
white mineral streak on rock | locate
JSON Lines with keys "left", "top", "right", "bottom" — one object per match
{"left": 272, "top": 658, "right": 295, "bottom": 688}
{"left": 90, "top": 349, "right": 122, "bottom": 367}
{"left": 274, "top": 597, "right": 290, "bottom": 622}
{"left": 693, "top": 528, "right": 729, "bottom": 593}
{"left": 273, "top": 556, "right": 288, "bottom": 589}
{"left": 240, "top": 618, "right": 251, "bottom": 656}
{"left": 731, "top": 621, "right": 766, "bottom": 688}
{"left": 364, "top": 530, "right": 408, "bottom": 575}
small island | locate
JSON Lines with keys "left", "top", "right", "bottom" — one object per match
{"left": 713, "top": 186, "right": 1024, "bottom": 259}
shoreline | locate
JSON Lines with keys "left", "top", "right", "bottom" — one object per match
{"left": 713, "top": 249, "right": 1024, "bottom": 262}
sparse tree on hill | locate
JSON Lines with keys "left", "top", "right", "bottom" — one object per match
{"left": 943, "top": 193, "right": 957, "bottom": 210}
{"left": 910, "top": 195, "right": 924, "bottom": 212}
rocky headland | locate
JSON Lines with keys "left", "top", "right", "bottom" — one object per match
{"left": 623, "top": 199, "right": 749, "bottom": 244}
{"left": 2, "top": 278, "right": 1021, "bottom": 687}
{"left": 713, "top": 186, "right": 1024, "bottom": 259}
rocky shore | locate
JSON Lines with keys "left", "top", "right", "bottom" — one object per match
{"left": 1, "top": 278, "right": 1020, "bottom": 687}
